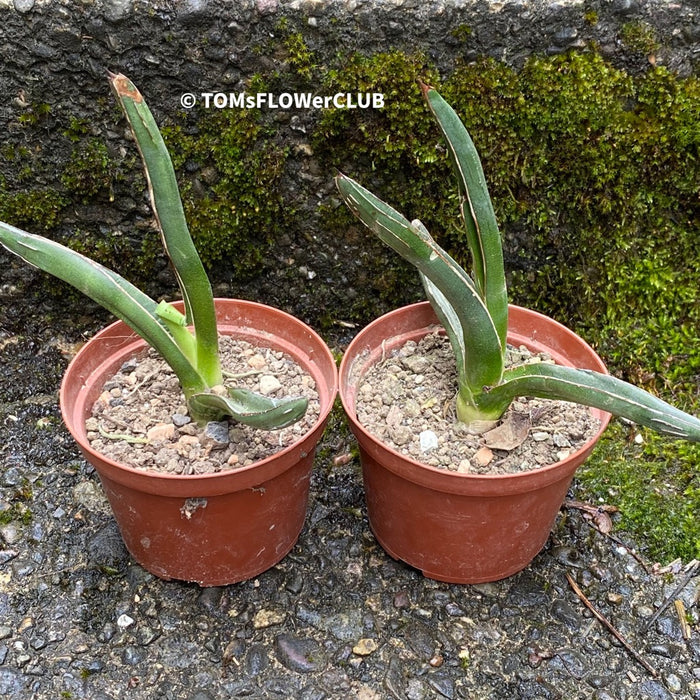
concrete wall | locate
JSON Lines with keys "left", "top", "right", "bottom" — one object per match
{"left": 0, "top": 0, "right": 697, "bottom": 329}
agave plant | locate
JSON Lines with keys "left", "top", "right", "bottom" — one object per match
{"left": 336, "top": 83, "right": 700, "bottom": 442}
{"left": 0, "top": 73, "right": 307, "bottom": 429}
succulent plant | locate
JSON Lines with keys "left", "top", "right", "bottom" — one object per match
{"left": 336, "top": 83, "right": 700, "bottom": 442}
{"left": 0, "top": 73, "right": 307, "bottom": 429}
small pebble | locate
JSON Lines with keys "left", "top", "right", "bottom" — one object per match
{"left": 259, "top": 375, "right": 282, "bottom": 395}
{"left": 117, "top": 614, "right": 135, "bottom": 629}
{"left": 393, "top": 591, "right": 411, "bottom": 609}
{"left": 285, "top": 572, "right": 304, "bottom": 595}
{"left": 147, "top": 423, "right": 175, "bottom": 442}
{"left": 389, "top": 425, "right": 412, "bottom": 446}
{"left": 121, "top": 645, "right": 143, "bottom": 665}
{"left": 386, "top": 405, "right": 403, "bottom": 426}
{"left": 275, "top": 634, "right": 324, "bottom": 673}
{"left": 0, "top": 524, "right": 21, "bottom": 546}
{"left": 401, "top": 355, "right": 429, "bottom": 373}
{"left": 172, "top": 413, "right": 191, "bottom": 427}
{"left": 201, "top": 421, "right": 230, "bottom": 449}
{"left": 246, "top": 643, "right": 269, "bottom": 676}
{"left": 248, "top": 354, "right": 267, "bottom": 370}
{"left": 419, "top": 430, "right": 439, "bottom": 453}
{"left": 352, "top": 638, "right": 378, "bottom": 656}
{"left": 553, "top": 433, "right": 571, "bottom": 447}
{"left": 0, "top": 550, "right": 17, "bottom": 566}
{"left": 177, "top": 435, "right": 199, "bottom": 450}
{"left": 13, "top": 0, "right": 36, "bottom": 14}
{"left": 253, "top": 609, "right": 286, "bottom": 629}
{"left": 635, "top": 605, "right": 654, "bottom": 618}
{"left": 474, "top": 446, "right": 494, "bottom": 466}
{"left": 665, "top": 674, "right": 683, "bottom": 693}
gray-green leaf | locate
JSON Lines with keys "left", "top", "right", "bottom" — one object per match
{"left": 188, "top": 389, "right": 309, "bottom": 430}
{"left": 489, "top": 363, "right": 700, "bottom": 441}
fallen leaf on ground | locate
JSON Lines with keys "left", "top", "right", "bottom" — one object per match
{"left": 565, "top": 500, "right": 620, "bottom": 533}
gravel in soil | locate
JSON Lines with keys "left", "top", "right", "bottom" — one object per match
{"left": 87, "top": 336, "right": 321, "bottom": 474}
{"left": 1, "top": 327, "right": 699, "bottom": 700}
{"left": 356, "top": 333, "right": 600, "bottom": 474}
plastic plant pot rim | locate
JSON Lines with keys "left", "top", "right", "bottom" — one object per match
{"left": 60, "top": 298, "right": 338, "bottom": 497}
{"left": 339, "top": 301, "right": 612, "bottom": 497}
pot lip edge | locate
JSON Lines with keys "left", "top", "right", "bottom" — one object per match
{"left": 339, "top": 300, "right": 613, "bottom": 485}
{"left": 59, "top": 297, "right": 338, "bottom": 485}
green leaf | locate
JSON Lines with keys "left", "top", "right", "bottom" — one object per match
{"left": 486, "top": 362, "right": 700, "bottom": 441}
{"left": 188, "top": 389, "right": 309, "bottom": 429}
{"left": 155, "top": 300, "right": 187, "bottom": 325}
{"left": 420, "top": 274, "right": 466, "bottom": 385}
{"left": 412, "top": 218, "right": 467, "bottom": 386}
{"left": 155, "top": 300, "right": 197, "bottom": 365}
{"left": 0, "top": 222, "right": 206, "bottom": 398}
{"left": 422, "top": 85, "right": 509, "bottom": 351}
{"left": 336, "top": 173, "right": 503, "bottom": 396}
{"left": 109, "top": 73, "right": 221, "bottom": 386}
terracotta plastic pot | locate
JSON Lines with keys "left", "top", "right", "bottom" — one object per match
{"left": 339, "top": 302, "right": 611, "bottom": 584}
{"left": 60, "top": 299, "right": 338, "bottom": 586}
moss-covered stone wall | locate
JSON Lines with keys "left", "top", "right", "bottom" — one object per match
{"left": 0, "top": 0, "right": 698, "bottom": 559}
{"left": 1, "top": 0, "right": 697, "bottom": 318}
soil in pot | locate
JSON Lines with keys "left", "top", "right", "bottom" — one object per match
{"left": 356, "top": 332, "right": 600, "bottom": 475}
{"left": 86, "top": 335, "right": 321, "bottom": 475}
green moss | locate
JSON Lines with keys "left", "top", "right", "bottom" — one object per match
{"left": 0, "top": 186, "right": 67, "bottom": 231}
{"left": 63, "top": 116, "right": 91, "bottom": 142}
{"left": 0, "top": 486, "right": 33, "bottom": 526}
{"left": 1, "top": 115, "right": 156, "bottom": 294}
{"left": 620, "top": 21, "right": 660, "bottom": 55}
{"left": 162, "top": 90, "right": 288, "bottom": 277}
{"left": 314, "top": 51, "right": 447, "bottom": 314}
{"left": 16, "top": 102, "right": 51, "bottom": 127}
{"left": 451, "top": 24, "right": 473, "bottom": 41}
{"left": 2, "top": 75, "right": 289, "bottom": 285}
{"left": 317, "top": 50, "right": 698, "bottom": 373}
{"left": 439, "top": 55, "right": 699, "bottom": 392}
{"left": 0, "top": 104, "right": 70, "bottom": 231}
{"left": 61, "top": 139, "right": 115, "bottom": 201}
{"left": 282, "top": 30, "right": 316, "bottom": 80}
{"left": 583, "top": 10, "right": 599, "bottom": 26}
{"left": 316, "top": 50, "right": 442, "bottom": 197}
{"left": 577, "top": 423, "right": 700, "bottom": 561}
{"left": 256, "top": 19, "right": 319, "bottom": 83}
{"left": 0, "top": 102, "right": 119, "bottom": 234}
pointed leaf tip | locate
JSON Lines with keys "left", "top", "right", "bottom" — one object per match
{"left": 109, "top": 73, "right": 142, "bottom": 103}
{"left": 418, "top": 80, "right": 434, "bottom": 99}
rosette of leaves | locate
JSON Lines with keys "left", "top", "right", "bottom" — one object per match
{"left": 336, "top": 84, "right": 700, "bottom": 442}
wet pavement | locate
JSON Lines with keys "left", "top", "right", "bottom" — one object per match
{"left": 0, "top": 297, "right": 698, "bottom": 699}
